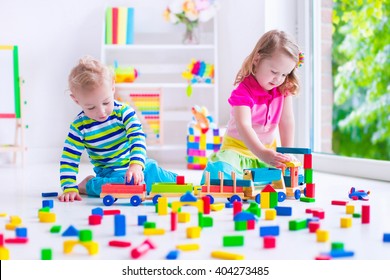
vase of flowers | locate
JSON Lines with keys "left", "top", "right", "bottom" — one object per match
{"left": 164, "top": 0, "right": 219, "bottom": 44}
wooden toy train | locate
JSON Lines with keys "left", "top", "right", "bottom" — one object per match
{"left": 100, "top": 147, "right": 313, "bottom": 206}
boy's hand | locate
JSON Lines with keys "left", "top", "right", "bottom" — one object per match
{"left": 126, "top": 164, "right": 144, "bottom": 185}
{"left": 58, "top": 191, "right": 82, "bottom": 202}
{"left": 260, "top": 148, "right": 291, "bottom": 168}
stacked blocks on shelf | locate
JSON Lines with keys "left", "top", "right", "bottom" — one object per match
{"left": 186, "top": 106, "right": 223, "bottom": 170}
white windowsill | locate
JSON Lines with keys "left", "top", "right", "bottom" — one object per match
{"left": 313, "top": 153, "right": 390, "bottom": 182}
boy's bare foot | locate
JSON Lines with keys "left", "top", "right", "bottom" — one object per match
{"left": 78, "top": 175, "right": 95, "bottom": 194}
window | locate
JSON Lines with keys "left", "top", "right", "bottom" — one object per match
{"left": 297, "top": 0, "right": 390, "bottom": 181}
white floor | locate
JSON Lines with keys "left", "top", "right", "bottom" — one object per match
{"left": 1, "top": 162, "right": 390, "bottom": 260}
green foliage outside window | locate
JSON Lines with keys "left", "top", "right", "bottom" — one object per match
{"left": 332, "top": 0, "right": 390, "bottom": 160}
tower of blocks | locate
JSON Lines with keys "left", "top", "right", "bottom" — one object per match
{"left": 186, "top": 106, "right": 224, "bottom": 170}
{"left": 276, "top": 147, "right": 315, "bottom": 199}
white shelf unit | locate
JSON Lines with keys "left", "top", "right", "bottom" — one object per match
{"left": 101, "top": 13, "right": 218, "bottom": 163}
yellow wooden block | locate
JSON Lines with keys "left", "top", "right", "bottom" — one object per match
{"left": 340, "top": 217, "right": 352, "bottom": 228}
{"left": 0, "top": 247, "right": 10, "bottom": 260}
{"left": 5, "top": 223, "right": 19, "bottom": 230}
{"left": 157, "top": 197, "right": 168, "bottom": 215}
{"left": 199, "top": 157, "right": 208, "bottom": 165}
{"left": 10, "top": 216, "right": 22, "bottom": 224}
{"left": 144, "top": 228, "right": 165, "bottom": 235}
{"left": 0, "top": 213, "right": 7, "bottom": 217}
{"left": 172, "top": 200, "right": 204, "bottom": 213}
{"left": 346, "top": 204, "right": 355, "bottom": 214}
{"left": 285, "top": 161, "right": 302, "bottom": 167}
{"left": 213, "top": 136, "right": 221, "bottom": 144}
{"left": 316, "top": 229, "right": 329, "bottom": 242}
{"left": 186, "top": 226, "right": 201, "bottom": 238}
{"left": 211, "top": 250, "right": 245, "bottom": 260}
{"left": 38, "top": 212, "right": 56, "bottom": 223}
{"left": 63, "top": 240, "right": 99, "bottom": 255}
{"left": 265, "top": 209, "right": 276, "bottom": 220}
{"left": 210, "top": 203, "right": 224, "bottom": 211}
{"left": 188, "top": 135, "right": 195, "bottom": 142}
{"left": 176, "top": 243, "right": 200, "bottom": 251}
{"left": 260, "top": 192, "right": 270, "bottom": 209}
{"left": 178, "top": 212, "right": 191, "bottom": 223}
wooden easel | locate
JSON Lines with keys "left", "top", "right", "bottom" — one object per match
{"left": 0, "top": 45, "right": 26, "bottom": 165}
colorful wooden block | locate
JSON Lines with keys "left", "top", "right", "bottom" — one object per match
{"left": 316, "top": 230, "right": 329, "bottom": 242}
{"left": 223, "top": 235, "right": 244, "bottom": 247}
{"left": 186, "top": 226, "right": 201, "bottom": 238}
{"left": 178, "top": 212, "right": 190, "bottom": 223}
{"left": 362, "top": 205, "right": 370, "bottom": 224}
{"left": 114, "top": 214, "right": 126, "bottom": 236}
{"left": 263, "top": 236, "right": 276, "bottom": 249}
{"left": 346, "top": 204, "right": 355, "bottom": 214}
{"left": 340, "top": 217, "right": 352, "bottom": 228}
{"left": 211, "top": 250, "right": 244, "bottom": 260}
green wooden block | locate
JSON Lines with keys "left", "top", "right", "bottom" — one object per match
{"left": 234, "top": 221, "right": 247, "bottom": 231}
{"left": 41, "top": 248, "right": 52, "bottom": 260}
{"left": 50, "top": 225, "right": 61, "bottom": 233}
{"left": 289, "top": 219, "right": 307, "bottom": 231}
{"left": 79, "top": 229, "right": 93, "bottom": 242}
{"left": 305, "top": 168, "right": 313, "bottom": 183}
{"left": 198, "top": 213, "right": 213, "bottom": 228}
{"left": 151, "top": 183, "right": 193, "bottom": 193}
{"left": 270, "top": 192, "right": 278, "bottom": 208}
{"left": 300, "top": 197, "right": 315, "bottom": 203}
{"left": 331, "top": 242, "right": 344, "bottom": 250}
{"left": 39, "top": 207, "right": 50, "bottom": 213}
{"left": 144, "top": 222, "right": 156, "bottom": 229}
{"left": 223, "top": 235, "right": 244, "bottom": 247}
{"left": 352, "top": 213, "right": 361, "bottom": 218}
{"left": 246, "top": 203, "right": 261, "bottom": 217}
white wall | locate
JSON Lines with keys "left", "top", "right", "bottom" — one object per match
{"left": 0, "top": 0, "right": 300, "bottom": 164}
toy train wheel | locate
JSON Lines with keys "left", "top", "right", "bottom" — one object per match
{"left": 103, "top": 195, "right": 115, "bottom": 206}
{"left": 206, "top": 195, "right": 214, "bottom": 204}
{"left": 130, "top": 195, "right": 142, "bottom": 206}
{"left": 230, "top": 195, "right": 242, "bottom": 203}
{"left": 255, "top": 194, "right": 260, "bottom": 204}
{"left": 294, "top": 189, "right": 301, "bottom": 200}
{"left": 152, "top": 194, "right": 162, "bottom": 205}
{"left": 278, "top": 192, "right": 286, "bottom": 202}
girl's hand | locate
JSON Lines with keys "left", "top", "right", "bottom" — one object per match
{"left": 260, "top": 148, "right": 291, "bottom": 168}
{"left": 58, "top": 191, "right": 82, "bottom": 202}
{"left": 126, "top": 164, "right": 144, "bottom": 185}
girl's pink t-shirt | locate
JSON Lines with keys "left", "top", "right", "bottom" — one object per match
{"left": 226, "top": 74, "right": 285, "bottom": 146}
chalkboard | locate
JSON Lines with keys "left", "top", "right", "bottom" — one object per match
{"left": 0, "top": 46, "right": 21, "bottom": 119}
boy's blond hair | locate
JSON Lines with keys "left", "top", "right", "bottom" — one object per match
{"left": 234, "top": 30, "right": 301, "bottom": 95}
{"left": 68, "top": 56, "right": 113, "bottom": 93}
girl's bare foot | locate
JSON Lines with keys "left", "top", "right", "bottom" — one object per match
{"left": 78, "top": 175, "right": 95, "bottom": 194}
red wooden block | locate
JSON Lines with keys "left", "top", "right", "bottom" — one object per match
{"left": 5, "top": 237, "right": 28, "bottom": 244}
{"left": 108, "top": 240, "right": 131, "bottom": 247}
{"left": 233, "top": 201, "right": 242, "bottom": 217}
{"left": 104, "top": 209, "right": 121, "bottom": 215}
{"left": 247, "top": 219, "right": 255, "bottom": 230}
{"left": 308, "top": 221, "right": 320, "bottom": 233}
{"left": 315, "top": 255, "right": 332, "bottom": 260}
{"left": 89, "top": 214, "right": 102, "bottom": 225}
{"left": 176, "top": 176, "right": 185, "bottom": 185}
{"left": 312, "top": 210, "right": 325, "bottom": 219}
{"left": 263, "top": 236, "right": 276, "bottom": 249}
{"left": 331, "top": 200, "right": 348, "bottom": 206}
{"left": 202, "top": 196, "right": 211, "bottom": 215}
{"left": 303, "top": 154, "right": 312, "bottom": 169}
{"left": 170, "top": 212, "right": 177, "bottom": 231}
{"left": 306, "top": 183, "right": 315, "bottom": 198}
{"left": 362, "top": 205, "right": 370, "bottom": 224}
{"left": 0, "top": 233, "right": 4, "bottom": 246}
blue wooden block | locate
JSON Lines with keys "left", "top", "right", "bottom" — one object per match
{"left": 307, "top": 217, "right": 320, "bottom": 223}
{"left": 41, "top": 192, "right": 58, "bottom": 197}
{"left": 275, "top": 206, "right": 292, "bottom": 216}
{"left": 180, "top": 191, "right": 197, "bottom": 202}
{"left": 42, "top": 200, "right": 54, "bottom": 209}
{"left": 276, "top": 147, "right": 312, "bottom": 154}
{"left": 92, "top": 207, "right": 104, "bottom": 216}
{"left": 16, "top": 227, "right": 27, "bottom": 238}
{"left": 114, "top": 214, "right": 126, "bottom": 236}
{"left": 259, "top": 225, "right": 280, "bottom": 237}
{"left": 234, "top": 212, "right": 257, "bottom": 222}
{"left": 166, "top": 250, "right": 180, "bottom": 260}
{"left": 225, "top": 202, "right": 233, "bottom": 208}
{"left": 138, "top": 215, "right": 147, "bottom": 226}
{"left": 187, "top": 142, "right": 199, "bottom": 149}
{"left": 383, "top": 233, "right": 390, "bottom": 242}
{"left": 62, "top": 225, "right": 78, "bottom": 237}
{"left": 327, "top": 250, "right": 355, "bottom": 258}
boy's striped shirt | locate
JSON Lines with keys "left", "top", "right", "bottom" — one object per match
{"left": 60, "top": 101, "right": 146, "bottom": 192}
